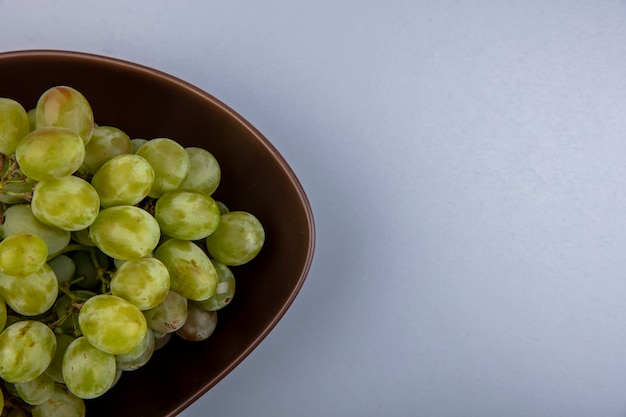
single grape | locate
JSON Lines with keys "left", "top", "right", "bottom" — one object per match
{"left": 216, "top": 200, "right": 229, "bottom": 215}
{"left": 110, "top": 257, "right": 170, "bottom": 310}
{"left": 1, "top": 204, "right": 71, "bottom": 258}
{"left": 131, "top": 138, "right": 147, "bottom": 153}
{"left": 154, "top": 189, "right": 221, "bottom": 240}
{"left": 45, "top": 333, "right": 76, "bottom": 383}
{"left": 0, "top": 294, "right": 6, "bottom": 331}
{"left": 35, "top": 85, "right": 94, "bottom": 145}
{"left": 70, "top": 227, "right": 96, "bottom": 247}
{"left": 31, "top": 383, "right": 86, "bottom": 417}
{"left": 15, "top": 126, "right": 85, "bottom": 181}
{"left": 0, "top": 97, "right": 30, "bottom": 155}
{"left": 62, "top": 336, "right": 116, "bottom": 399}
{"left": 91, "top": 153, "right": 155, "bottom": 207}
{"left": 15, "top": 372, "right": 55, "bottom": 405}
{"left": 154, "top": 239, "right": 218, "bottom": 301}
{"left": 89, "top": 205, "right": 160, "bottom": 260}
{"left": 27, "top": 108, "right": 36, "bottom": 131}
{"left": 135, "top": 138, "right": 190, "bottom": 198}
{"left": 179, "top": 147, "right": 221, "bottom": 195}
{"left": 48, "top": 255, "right": 76, "bottom": 286}
{"left": 176, "top": 303, "right": 218, "bottom": 342}
{"left": 0, "top": 232, "right": 48, "bottom": 276}
{"left": 78, "top": 294, "right": 147, "bottom": 355}
{"left": 31, "top": 176, "right": 100, "bottom": 231}
{"left": 80, "top": 125, "right": 132, "bottom": 175}
{"left": 206, "top": 211, "right": 265, "bottom": 266}
{"left": 143, "top": 291, "right": 188, "bottom": 335}
{"left": 194, "top": 259, "right": 236, "bottom": 311}
{"left": 0, "top": 264, "right": 59, "bottom": 316}
{"left": 0, "top": 320, "right": 57, "bottom": 383}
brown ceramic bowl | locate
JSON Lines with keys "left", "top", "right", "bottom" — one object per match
{"left": 0, "top": 50, "right": 315, "bottom": 416}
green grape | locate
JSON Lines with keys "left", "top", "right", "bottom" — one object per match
{"left": 31, "top": 176, "right": 100, "bottom": 231}
{"left": 131, "top": 138, "right": 147, "bottom": 153}
{"left": 91, "top": 153, "right": 155, "bottom": 207}
{"left": 110, "top": 257, "right": 170, "bottom": 310}
{"left": 0, "top": 97, "right": 30, "bottom": 155}
{"left": 27, "top": 108, "right": 36, "bottom": 131}
{"left": 154, "top": 189, "right": 221, "bottom": 240}
{"left": 35, "top": 85, "right": 94, "bottom": 145}
{"left": 194, "top": 259, "right": 236, "bottom": 311}
{"left": 153, "top": 332, "right": 172, "bottom": 351}
{"left": 179, "top": 147, "right": 221, "bottom": 195}
{"left": 89, "top": 205, "right": 160, "bottom": 260}
{"left": 15, "top": 126, "right": 85, "bottom": 181}
{"left": 135, "top": 138, "right": 190, "bottom": 198}
{"left": 0, "top": 232, "right": 48, "bottom": 276}
{"left": 70, "top": 227, "right": 96, "bottom": 247}
{"left": 154, "top": 239, "right": 218, "bottom": 301}
{"left": 62, "top": 336, "right": 116, "bottom": 399}
{"left": 15, "top": 372, "right": 55, "bottom": 405}
{"left": 176, "top": 303, "right": 218, "bottom": 342}
{"left": 0, "top": 388, "right": 3, "bottom": 415}
{"left": 78, "top": 294, "right": 147, "bottom": 355}
{"left": 114, "top": 327, "right": 152, "bottom": 363}
{"left": 0, "top": 263, "right": 59, "bottom": 316}
{"left": 143, "top": 291, "right": 187, "bottom": 335}
{"left": 71, "top": 250, "right": 100, "bottom": 290}
{"left": 0, "top": 294, "right": 6, "bottom": 331}
{"left": 48, "top": 255, "right": 76, "bottom": 286}
{"left": 206, "top": 211, "right": 265, "bottom": 266}
{"left": 45, "top": 333, "right": 76, "bottom": 383}
{"left": 31, "top": 383, "right": 86, "bottom": 417}
{"left": 0, "top": 320, "right": 57, "bottom": 383}
{"left": 116, "top": 328, "right": 155, "bottom": 371}
{"left": 1, "top": 204, "right": 71, "bottom": 258}
{"left": 80, "top": 125, "right": 132, "bottom": 175}
{"left": 216, "top": 200, "right": 229, "bottom": 215}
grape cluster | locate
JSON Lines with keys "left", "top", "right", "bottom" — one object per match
{"left": 0, "top": 86, "right": 265, "bottom": 415}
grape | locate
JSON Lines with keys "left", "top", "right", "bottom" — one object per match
{"left": 154, "top": 239, "right": 218, "bottom": 301}
{"left": 1, "top": 204, "right": 71, "bottom": 258}
{"left": 135, "top": 138, "right": 190, "bottom": 198}
{"left": 0, "top": 97, "right": 30, "bottom": 155}
{"left": 35, "top": 85, "right": 94, "bottom": 145}
{"left": 216, "top": 200, "right": 229, "bottom": 215}
{"left": 206, "top": 211, "right": 265, "bottom": 266}
{"left": 154, "top": 189, "right": 221, "bottom": 240}
{"left": 89, "top": 205, "right": 160, "bottom": 260}
{"left": 15, "top": 372, "right": 55, "bottom": 405}
{"left": 110, "top": 257, "right": 169, "bottom": 310}
{"left": 48, "top": 255, "right": 76, "bottom": 286}
{"left": 15, "top": 126, "right": 85, "bottom": 181}
{"left": 31, "top": 176, "right": 100, "bottom": 231}
{"left": 116, "top": 328, "right": 155, "bottom": 371}
{"left": 131, "top": 138, "right": 147, "bottom": 153}
{"left": 176, "top": 303, "right": 218, "bottom": 342}
{"left": 27, "top": 108, "right": 36, "bottom": 131}
{"left": 0, "top": 232, "right": 48, "bottom": 276}
{"left": 78, "top": 294, "right": 147, "bottom": 355}
{"left": 71, "top": 250, "right": 102, "bottom": 290}
{"left": 45, "top": 333, "right": 76, "bottom": 384}
{"left": 153, "top": 332, "right": 173, "bottom": 351}
{"left": 0, "top": 295, "right": 6, "bottom": 331}
{"left": 0, "top": 320, "right": 57, "bottom": 383}
{"left": 0, "top": 264, "right": 59, "bottom": 316}
{"left": 62, "top": 336, "right": 116, "bottom": 399}
{"left": 143, "top": 291, "right": 187, "bottom": 335}
{"left": 80, "top": 125, "right": 132, "bottom": 175}
{"left": 194, "top": 259, "right": 236, "bottom": 311}
{"left": 90, "top": 153, "right": 155, "bottom": 207}
{"left": 178, "top": 147, "right": 221, "bottom": 195}
{"left": 70, "top": 227, "right": 96, "bottom": 247}
{"left": 31, "top": 383, "right": 86, "bottom": 417}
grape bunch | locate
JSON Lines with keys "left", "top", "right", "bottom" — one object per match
{"left": 0, "top": 86, "right": 265, "bottom": 416}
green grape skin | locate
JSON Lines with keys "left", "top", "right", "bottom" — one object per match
{"left": 154, "top": 189, "right": 221, "bottom": 240}
{"left": 70, "top": 228, "right": 96, "bottom": 247}
{"left": 71, "top": 250, "right": 100, "bottom": 290}
{"left": 153, "top": 331, "right": 172, "bottom": 351}
{"left": 216, "top": 200, "right": 229, "bottom": 215}
{"left": 154, "top": 239, "right": 218, "bottom": 301}
{"left": 62, "top": 336, "right": 116, "bottom": 399}
{"left": 114, "top": 327, "right": 152, "bottom": 363}
{"left": 48, "top": 255, "right": 76, "bottom": 286}
{"left": 78, "top": 294, "right": 147, "bottom": 355}
{"left": 131, "top": 138, "right": 147, "bottom": 153}
{"left": 80, "top": 125, "right": 132, "bottom": 175}
{"left": 15, "top": 372, "right": 55, "bottom": 405}
{"left": 0, "top": 320, "right": 57, "bottom": 383}
{"left": 31, "top": 383, "right": 86, "bottom": 417}
{"left": 194, "top": 260, "right": 236, "bottom": 311}
{"left": 206, "top": 211, "right": 265, "bottom": 266}
{"left": 179, "top": 147, "right": 221, "bottom": 195}
{"left": 45, "top": 333, "right": 76, "bottom": 384}
{"left": 0, "top": 294, "right": 6, "bottom": 331}
{"left": 89, "top": 205, "right": 160, "bottom": 260}
{"left": 0, "top": 264, "right": 59, "bottom": 316}
{"left": 110, "top": 257, "right": 170, "bottom": 310}
{"left": 135, "top": 138, "right": 190, "bottom": 198}
{"left": 35, "top": 85, "right": 94, "bottom": 145}
{"left": 27, "top": 108, "right": 36, "bottom": 131}
{"left": 91, "top": 153, "right": 154, "bottom": 207}
{"left": 116, "top": 328, "right": 155, "bottom": 371}
{"left": 15, "top": 126, "right": 85, "bottom": 181}
{"left": 0, "top": 232, "right": 48, "bottom": 276}
{"left": 176, "top": 303, "right": 218, "bottom": 342}
{"left": 143, "top": 291, "right": 188, "bottom": 335}
{"left": 0, "top": 97, "right": 30, "bottom": 155}
{"left": 31, "top": 176, "right": 100, "bottom": 232}
{"left": 0, "top": 204, "right": 71, "bottom": 258}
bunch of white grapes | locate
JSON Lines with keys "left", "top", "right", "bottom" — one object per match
{"left": 0, "top": 86, "right": 265, "bottom": 416}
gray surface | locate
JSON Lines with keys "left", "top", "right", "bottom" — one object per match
{"left": 2, "top": 1, "right": 626, "bottom": 416}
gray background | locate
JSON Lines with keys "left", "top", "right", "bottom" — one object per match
{"left": 2, "top": 1, "right": 626, "bottom": 416}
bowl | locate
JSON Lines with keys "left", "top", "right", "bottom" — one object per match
{"left": 0, "top": 49, "right": 315, "bottom": 416}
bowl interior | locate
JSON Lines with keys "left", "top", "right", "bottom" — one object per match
{"left": 0, "top": 50, "right": 315, "bottom": 416}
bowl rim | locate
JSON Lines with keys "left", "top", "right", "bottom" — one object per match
{"left": 0, "top": 48, "right": 316, "bottom": 414}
